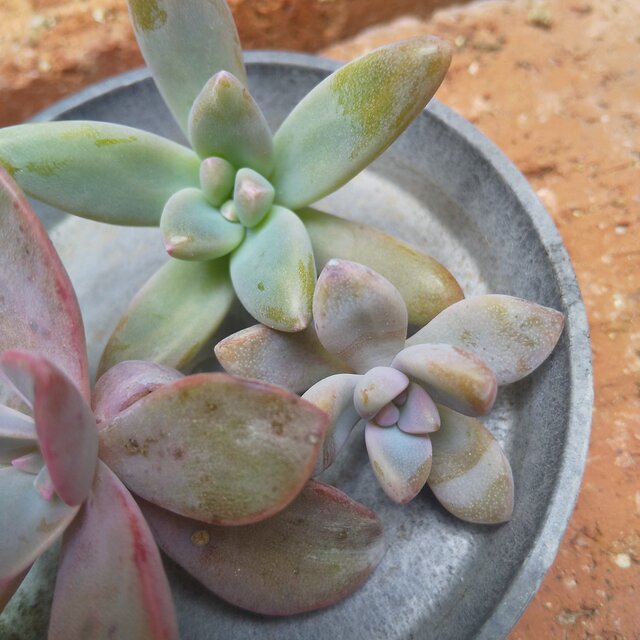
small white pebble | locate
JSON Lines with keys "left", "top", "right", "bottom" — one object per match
{"left": 468, "top": 61, "right": 480, "bottom": 76}
{"left": 615, "top": 225, "right": 627, "bottom": 234}
{"left": 614, "top": 553, "right": 631, "bottom": 569}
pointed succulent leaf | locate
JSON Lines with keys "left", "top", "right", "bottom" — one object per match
{"left": 0, "top": 465, "right": 78, "bottom": 583}
{"left": 11, "top": 451, "right": 43, "bottom": 474}
{"left": 49, "top": 462, "right": 178, "bottom": 640}
{"left": 0, "top": 169, "right": 89, "bottom": 400}
{"left": 160, "top": 187, "right": 244, "bottom": 261}
{"left": 407, "top": 295, "right": 565, "bottom": 384}
{"left": 99, "top": 374, "right": 328, "bottom": 525}
{"left": 373, "top": 403, "right": 400, "bottom": 427}
{"left": 0, "top": 351, "right": 98, "bottom": 506}
{"left": 0, "top": 122, "right": 199, "bottom": 225}
{"left": 230, "top": 206, "right": 316, "bottom": 331}
{"left": 99, "top": 257, "right": 234, "bottom": 375}
{"left": 220, "top": 199, "right": 238, "bottom": 222}
{"left": 34, "top": 465, "right": 56, "bottom": 501}
{"left": 199, "top": 156, "right": 235, "bottom": 207}
{"left": 215, "top": 323, "right": 348, "bottom": 394}
{"left": 314, "top": 259, "right": 407, "bottom": 373}
{"left": 140, "top": 480, "right": 385, "bottom": 615}
{"left": 233, "top": 168, "right": 275, "bottom": 228}
{"left": 302, "top": 374, "right": 362, "bottom": 475}
{"left": 353, "top": 366, "right": 409, "bottom": 420}
{"left": 392, "top": 344, "right": 497, "bottom": 417}
{"left": 129, "top": 0, "right": 247, "bottom": 135}
{"left": 365, "top": 423, "right": 432, "bottom": 503}
{"left": 272, "top": 37, "right": 452, "bottom": 208}
{"left": 429, "top": 406, "right": 514, "bottom": 524}
{"left": 93, "top": 360, "right": 183, "bottom": 427}
{"left": 397, "top": 383, "right": 440, "bottom": 434}
{"left": 189, "top": 72, "right": 273, "bottom": 175}
{"left": 299, "top": 208, "right": 464, "bottom": 326}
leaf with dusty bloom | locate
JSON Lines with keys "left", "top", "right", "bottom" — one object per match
{"left": 313, "top": 259, "right": 407, "bottom": 373}
{"left": 128, "top": 0, "right": 247, "bottom": 134}
{"left": 49, "top": 462, "right": 178, "bottom": 640}
{"left": 428, "top": 406, "right": 514, "bottom": 524}
{"left": 353, "top": 366, "right": 409, "bottom": 420}
{"left": 99, "top": 374, "right": 328, "bottom": 525}
{"left": 99, "top": 257, "right": 234, "bottom": 375}
{"left": 272, "top": 37, "right": 452, "bottom": 208}
{"left": 140, "top": 480, "right": 385, "bottom": 615}
{"left": 407, "top": 295, "right": 564, "bottom": 384}
{"left": 397, "top": 383, "right": 440, "bottom": 434}
{"left": 0, "top": 122, "right": 200, "bottom": 226}
{"left": 299, "top": 208, "right": 464, "bottom": 327}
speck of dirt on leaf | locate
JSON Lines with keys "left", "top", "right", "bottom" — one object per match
{"left": 191, "top": 529, "right": 210, "bottom": 547}
{"left": 129, "top": 0, "right": 167, "bottom": 32}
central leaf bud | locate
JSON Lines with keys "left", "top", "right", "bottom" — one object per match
{"left": 233, "top": 168, "right": 275, "bottom": 228}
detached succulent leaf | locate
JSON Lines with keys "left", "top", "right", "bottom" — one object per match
{"left": 129, "top": 0, "right": 247, "bottom": 135}
{"left": 0, "top": 169, "right": 88, "bottom": 400}
{"left": 140, "top": 480, "right": 385, "bottom": 615}
{"left": 0, "top": 122, "right": 200, "bottom": 226}
{"left": 299, "top": 208, "right": 464, "bottom": 326}
{"left": 99, "top": 374, "right": 328, "bottom": 525}
{"left": 0, "top": 352, "right": 98, "bottom": 506}
{"left": 407, "top": 295, "right": 565, "bottom": 384}
{"left": 99, "top": 257, "right": 234, "bottom": 375}
{"left": 313, "top": 259, "right": 407, "bottom": 372}
{"left": 428, "top": 406, "right": 514, "bottom": 524}
{"left": 215, "top": 324, "right": 348, "bottom": 394}
{"left": 272, "top": 37, "right": 452, "bottom": 208}
{"left": 230, "top": 206, "right": 316, "bottom": 331}
{"left": 49, "top": 462, "right": 178, "bottom": 640}
{"left": 189, "top": 72, "right": 273, "bottom": 176}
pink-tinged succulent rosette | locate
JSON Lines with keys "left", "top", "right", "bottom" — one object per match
{"left": 217, "top": 259, "right": 565, "bottom": 524}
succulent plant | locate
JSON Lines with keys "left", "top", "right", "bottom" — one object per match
{"left": 0, "top": 0, "right": 463, "bottom": 376}
{"left": 0, "top": 170, "right": 386, "bottom": 631}
{"left": 216, "top": 259, "right": 565, "bottom": 524}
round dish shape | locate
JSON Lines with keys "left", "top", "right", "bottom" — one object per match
{"left": 1, "top": 52, "right": 592, "bottom": 640}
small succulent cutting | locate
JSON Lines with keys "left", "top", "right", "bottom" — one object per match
{"left": 0, "top": 0, "right": 462, "bottom": 376}
{"left": 217, "top": 259, "right": 565, "bottom": 523}
{"left": 0, "top": 170, "right": 386, "bottom": 633}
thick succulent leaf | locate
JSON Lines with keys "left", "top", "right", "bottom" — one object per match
{"left": 129, "top": 0, "right": 247, "bottom": 135}
{"left": 0, "top": 567, "right": 30, "bottom": 613}
{"left": 393, "top": 344, "right": 497, "bottom": 417}
{"left": 373, "top": 403, "right": 400, "bottom": 427}
{"left": 272, "top": 37, "right": 451, "bottom": 209}
{"left": 0, "top": 170, "right": 89, "bottom": 400}
{"left": 302, "top": 374, "right": 362, "bottom": 474}
{"left": 160, "top": 187, "right": 244, "bottom": 261}
{"left": 397, "top": 383, "right": 440, "bottom": 434}
{"left": 314, "top": 259, "right": 407, "bottom": 373}
{"left": 215, "top": 323, "right": 348, "bottom": 394}
{"left": 0, "top": 351, "right": 98, "bottom": 506}
{"left": 99, "top": 374, "right": 328, "bottom": 525}
{"left": 99, "top": 257, "right": 234, "bottom": 375}
{"left": 407, "top": 295, "right": 565, "bottom": 385}
{"left": 233, "top": 168, "right": 275, "bottom": 228}
{"left": 93, "top": 361, "right": 183, "bottom": 427}
{"left": 230, "top": 206, "right": 316, "bottom": 332}
{"left": 365, "top": 424, "right": 432, "bottom": 504}
{"left": 353, "top": 366, "right": 409, "bottom": 420}
{"left": 199, "top": 156, "right": 235, "bottom": 207}
{"left": 0, "top": 465, "right": 78, "bottom": 583}
{"left": 49, "top": 462, "right": 178, "bottom": 640}
{"left": 11, "top": 451, "right": 43, "bottom": 474}
{"left": 0, "top": 122, "right": 199, "bottom": 226}
{"left": 429, "top": 406, "right": 514, "bottom": 524}
{"left": 140, "top": 480, "right": 385, "bottom": 615}
{"left": 189, "top": 72, "right": 273, "bottom": 175}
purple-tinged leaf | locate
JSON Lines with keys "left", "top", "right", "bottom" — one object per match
{"left": 373, "top": 403, "right": 400, "bottom": 427}
{"left": 397, "top": 383, "right": 440, "bottom": 434}
{"left": 140, "top": 480, "right": 385, "bottom": 615}
{"left": 428, "top": 406, "right": 514, "bottom": 524}
{"left": 11, "top": 451, "right": 43, "bottom": 474}
{"left": 314, "top": 259, "right": 407, "bottom": 373}
{"left": 353, "top": 366, "right": 409, "bottom": 420}
{"left": 93, "top": 360, "right": 183, "bottom": 427}
{"left": 99, "top": 374, "right": 328, "bottom": 525}
{"left": 0, "top": 169, "right": 88, "bottom": 400}
{"left": 49, "top": 462, "right": 178, "bottom": 640}
{"left": 99, "top": 257, "right": 234, "bottom": 375}
{"left": 302, "top": 374, "right": 361, "bottom": 474}
{"left": 0, "top": 351, "right": 97, "bottom": 506}
{"left": 365, "top": 423, "right": 432, "bottom": 503}
{"left": 0, "top": 465, "right": 78, "bottom": 584}
{"left": 392, "top": 344, "right": 497, "bottom": 417}
{"left": 34, "top": 465, "right": 55, "bottom": 501}
{"left": 407, "top": 295, "right": 565, "bottom": 384}
{"left": 215, "top": 323, "right": 348, "bottom": 394}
